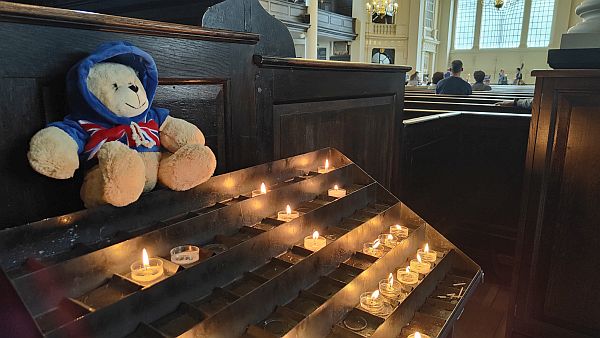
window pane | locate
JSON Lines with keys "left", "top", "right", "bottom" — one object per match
{"left": 527, "top": 0, "right": 555, "bottom": 47}
{"left": 480, "top": 0, "right": 525, "bottom": 49}
{"left": 425, "top": 0, "right": 435, "bottom": 30}
{"left": 454, "top": 0, "right": 477, "bottom": 49}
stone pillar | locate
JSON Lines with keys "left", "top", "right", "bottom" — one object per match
{"left": 306, "top": 0, "right": 319, "bottom": 59}
{"left": 351, "top": 0, "right": 367, "bottom": 62}
{"left": 561, "top": 0, "right": 600, "bottom": 48}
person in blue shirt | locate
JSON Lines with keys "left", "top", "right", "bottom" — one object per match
{"left": 436, "top": 60, "right": 472, "bottom": 95}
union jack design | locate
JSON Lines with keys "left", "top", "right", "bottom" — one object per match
{"left": 79, "top": 119, "right": 160, "bottom": 160}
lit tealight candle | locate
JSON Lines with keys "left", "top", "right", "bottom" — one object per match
{"left": 277, "top": 204, "right": 300, "bottom": 222}
{"left": 397, "top": 266, "right": 419, "bottom": 289}
{"left": 318, "top": 159, "right": 334, "bottom": 174}
{"left": 328, "top": 185, "right": 347, "bottom": 198}
{"left": 379, "top": 273, "right": 404, "bottom": 300}
{"left": 362, "top": 239, "right": 384, "bottom": 257}
{"left": 359, "top": 289, "right": 384, "bottom": 314}
{"left": 410, "top": 253, "right": 431, "bottom": 275}
{"left": 390, "top": 224, "right": 409, "bottom": 238}
{"left": 408, "top": 332, "right": 430, "bottom": 338}
{"left": 251, "top": 182, "right": 267, "bottom": 197}
{"left": 304, "top": 231, "right": 326, "bottom": 251}
{"left": 417, "top": 243, "right": 437, "bottom": 263}
{"left": 378, "top": 233, "right": 399, "bottom": 248}
{"left": 130, "top": 248, "right": 164, "bottom": 283}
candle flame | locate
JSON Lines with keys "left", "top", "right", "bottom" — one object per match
{"left": 260, "top": 182, "right": 267, "bottom": 194}
{"left": 325, "top": 159, "right": 329, "bottom": 169}
{"left": 406, "top": 266, "right": 410, "bottom": 273}
{"left": 371, "top": 290, "right": 380, "bottom": 299}
{"left": 334, "top": 184, "right": 339, "bottom": 190}
{"left": 142, "top": 248, "right": 149, "bottom": 267}
{"left": 286, "top": 205, "right": 291, "bottom": 214}
{"left": 388, "top": 273, "right": 394, "bottom": 284}
{"left": 415, "top": 333, "right": 422, "bottom": 338}
{"left": 417, "top": 253, "right": 422, "bottom": 263}
{"left": 312, "top": 231, "right": 319, "bottom": 240}
{"left": 387, "top": 234, "right": 393, "bottom": 240}
{"left": 425, "top": 243, "right": 429, "bottom": 253}
{"left": 373, "top": 239, "right": 381, "bottom": 249}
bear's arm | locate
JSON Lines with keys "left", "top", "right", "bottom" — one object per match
{"left": 159, "top": 116, "right": 206, "bottom": 153}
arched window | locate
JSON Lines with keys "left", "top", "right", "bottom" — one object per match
{"left": 527, "top": 0, "right": 556, "bottom": 47}
{"left": 480, "top": 0, "right": 525, "bottom": 48}
{"left": 453, "top": 0, "right": 477, "bottom": 49}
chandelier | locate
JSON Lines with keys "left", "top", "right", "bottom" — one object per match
{"left": 366, "top": 0, "right": 398, "bottom": 17}
{"left": 482, "top": 0, "right": 518, "bottom": 10}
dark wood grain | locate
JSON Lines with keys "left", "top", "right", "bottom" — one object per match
{"left": 274, "top": 96, "right": 396, "bottom": 187}
{"left": 254, "top": 55, "right": 411, "bottom": 72}
{"left": 154, "top": 80, "right": 227, "bottom": 173}
{"left": 0, "top": 1, "right": 259, "bottom": 43}
{"left": 257, "top": 59, "right": 408, "bottom": 194}
{"left": 509, "top": 71, "right": 600, "bottom": 338}
{"left": 0, "top": 3, "right": 257, "bottom": 228}
{"left": 400, "top": 111, "right": 531, "bottom": 286}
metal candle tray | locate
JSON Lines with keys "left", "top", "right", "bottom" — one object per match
{"left": 0, "top": 148, "right": 482, "bottom": 338}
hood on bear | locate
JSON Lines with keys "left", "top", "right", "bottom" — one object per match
{"left": 66, "top": 41, "right": 161, "bottom": 126}
{"left": 49, "top": 41, "right": 169, "bottom": 158}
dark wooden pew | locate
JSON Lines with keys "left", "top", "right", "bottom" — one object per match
{"left": 405, "top": 100, "right": 531, "bottom": 114}
{"left": 400, "top": 111, "right": 531, "bottom": 284}
{"left": 405, "top": 94, "right": 516, "bottom": 104}
{"left": 0, "top": 2, "right": 409, "bottom": 229}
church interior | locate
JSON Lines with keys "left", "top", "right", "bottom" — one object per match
{"left": 0, "top": 0, "right": 598, "bottom": 337}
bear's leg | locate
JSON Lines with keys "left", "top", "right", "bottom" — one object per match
{"left": 139, "top": 152, "right": 161, "bottom": 192}
{"left": 92, "top": 141, "right": 145, "bottom": 207}
{"left": 80, "top": 166, "right": 105, "bottom": 208}
{"left": 158, "top": 144, "right": 216, "bottom": 191}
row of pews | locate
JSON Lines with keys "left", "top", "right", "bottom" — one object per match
{"left": 399, "top": 85, "right": 534, "bottom": 285}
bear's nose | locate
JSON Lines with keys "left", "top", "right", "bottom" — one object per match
{"left": 128, "top": 84, "right": 139, "bottom": 93}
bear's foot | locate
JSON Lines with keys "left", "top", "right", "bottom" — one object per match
{"left": 158, "top": 144, "right": 216, "bottom": 191}
{"left": 93, "top": 141, "right": 145, "bottom": 207}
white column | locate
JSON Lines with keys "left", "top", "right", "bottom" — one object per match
{"left": 351, "top": 0, "right": 368, "bottom": 62}
{"left": 561, "top": 0, "right": 600, "bottom": 48}
{"left": 306, "top": 0, "right": 319, "bottom": 59}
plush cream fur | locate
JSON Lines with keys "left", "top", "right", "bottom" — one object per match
{"left": 28, "top": 62, "right": 216, "bottom": 208}
{"left": 87, "top": 63, "right": 148, "bottom": 118}
{"left": 28, "top": 126, "right": 79, "bottom": 179}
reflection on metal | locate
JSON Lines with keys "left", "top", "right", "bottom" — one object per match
{"left": 0, "top": 148, "right": 481, "bottom": 338}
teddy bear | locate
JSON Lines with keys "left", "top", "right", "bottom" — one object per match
{"left": 27, "top": 41, "right": 216, "bottom": 208}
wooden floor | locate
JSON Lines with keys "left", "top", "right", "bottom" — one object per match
{"left": 453, "top": 281, "right": 510, "bottom": 338}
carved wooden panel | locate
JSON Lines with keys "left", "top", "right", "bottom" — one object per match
{"left": 531, "top": 93, "right": 600, "bottom": 335}
{"left": 155, "top": 80, "right": 227, "bottom": 173}
{"left": 273, "top": 96, "right": 395, "bottom": 187}
{"left": 510, "top": 70, "right": 600, "bottom": 338}
{"left": 0, "top": 4, "right": 257, "bottom": 229}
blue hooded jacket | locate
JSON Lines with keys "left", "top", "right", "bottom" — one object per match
{"left": 50, "top": 41, "right": 169, "bottom": 160}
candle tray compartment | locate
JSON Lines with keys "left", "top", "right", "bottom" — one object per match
{"left": 0, "top": 148, "right": 481, "bottom": 338}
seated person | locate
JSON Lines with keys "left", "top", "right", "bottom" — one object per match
{"left": 408, "top": 71, "right": 421, "bottom": 86}
{"left": 472, "top": 70, "right": 492, "bottom": 91}
{"left": 428, "top": 71, "right": 444, "bottom": 89}
{"left": 435, "top": 60, "right": 472, "bottom": 95}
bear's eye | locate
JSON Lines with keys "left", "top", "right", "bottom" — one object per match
{"left": 112, "top": 83, "right": 118, "bottom": 90}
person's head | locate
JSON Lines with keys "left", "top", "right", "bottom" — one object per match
{"left": 409, "top": 71, "right": 419, "bottom": 80}
{"left": 451, "top": 60, "right": 463, "bottom": 75}
{"left": 517, "top": 67, "right": 521, "bottom": 72}
{"left": 500, "top": 69, "right": 505, "bottom": 74}
{"left": 431, "top": 72, "right": 444, "bottom": 84}
{"left": 474, "top": 70, "right": 485, "bottom": 83}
